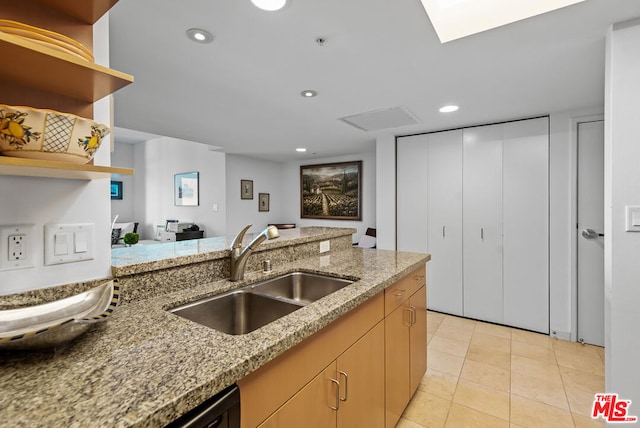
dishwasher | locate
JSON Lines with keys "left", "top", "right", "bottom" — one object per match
{"left": 166, "top": 384, "right": 240, "bottom": 428}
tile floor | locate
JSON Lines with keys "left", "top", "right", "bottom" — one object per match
{"left": 398, "top": 311, "right": 606, "bottom": 428}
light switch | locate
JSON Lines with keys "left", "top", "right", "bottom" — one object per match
{"left": 54, "top": 233, "right": 69, "bottom": 256}
{"left": 625, "top": 206, "right": 640, "bottom": 232}
{"left": 74, "top": 231, "right": 88, "bottom": 253}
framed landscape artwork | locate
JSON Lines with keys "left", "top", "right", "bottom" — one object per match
{"left": 175, "top": 172, "right": 199, "bottom": 206}
{"left": 300, "top": 161, "right": 362, "bottom": 220}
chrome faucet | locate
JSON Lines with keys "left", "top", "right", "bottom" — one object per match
{"left": 229, "top": 224, "right": 280, "bottom": 281}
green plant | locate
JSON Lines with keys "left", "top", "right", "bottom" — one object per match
{"left": 123, "top": 232, "right": 139, "bottom": 245}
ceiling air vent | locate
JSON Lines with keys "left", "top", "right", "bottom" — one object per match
{"left": 339, "top": 106, "right": 419, "bottom": 132}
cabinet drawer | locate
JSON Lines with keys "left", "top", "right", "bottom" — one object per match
{"left": 384, "top": 266, "right": 426, "bottom": 316}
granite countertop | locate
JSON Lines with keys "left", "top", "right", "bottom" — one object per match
{"left": 0, "top": 248, "right": 429, "bottom": 428}
{"left": 111, "top": 226, "right": 356, "bottom": 277}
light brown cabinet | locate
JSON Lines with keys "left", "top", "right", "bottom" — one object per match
{"left": 385, "top": 267, "right": 427, "bottom": 428}
{"left": 0, "top": 0, "right": 134, "bottom": 180}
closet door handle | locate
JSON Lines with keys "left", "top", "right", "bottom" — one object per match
{"left": 329, "top": 378, "right": 340, "bottom": 410}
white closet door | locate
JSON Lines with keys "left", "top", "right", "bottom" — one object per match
{"left": 463, "top": 124, "right": 504, "bottom": 324}
{"left": 397, "top": 134, "right": 428, "bottom": 253}
{"left": 427, "top": 130, "right": 463, "bottom": 315}
{"left": 503, "top": 118, "right": 549, "bottom": 333}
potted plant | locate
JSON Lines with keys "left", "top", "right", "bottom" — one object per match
{"left": 123, "top": 232, "right": 139, "bottom": 246}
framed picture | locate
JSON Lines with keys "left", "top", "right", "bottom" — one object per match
{"left": 110, "top": 181, "right": 123, "bottom": 200}
{"left": 259, "top": 193, "right": 270, "bottom": 212}
{"left": 241, "top": 179, "right": 254, "bottom": 200}
{"left": 300, "top": 161, "right": 362, "bottom": 220}
{"left": 174, "top": 172, "right": 199, "bottom": 206}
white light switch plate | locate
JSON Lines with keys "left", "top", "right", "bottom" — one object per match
{"left": 625, "top": 206, "right": 640, "bottom": 232}
{"left": 44, "top": 223, "right": 94, "bottom": 265}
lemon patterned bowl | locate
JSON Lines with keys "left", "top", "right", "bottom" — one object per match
{"left": 0, "top": 104, "right": 109, "bottom": 164}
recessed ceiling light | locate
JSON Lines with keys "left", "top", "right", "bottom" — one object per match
{"left": 186, "top": 28, "right": 214, "bottom": 44}
{"left": 301, "top": 90, "right": 317, "bottom": 98}
{"left": 296, "top": 148, "right": 307, "bottom": 152}
{"left": 251, "top": 0, "right": 287, "bottom": 11}
{"left": 439, "top": 105, "right": 459, "bottom": 113}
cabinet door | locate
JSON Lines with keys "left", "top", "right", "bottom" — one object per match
{"left": 397, "top": 134, "right": 428, "bottom": 253}
{"left": 385, "top": 304, "right": 411, "bottom": 428}
{"left": 463, "top": 124, "right": 504, "bottom": 324}
{"left": 259, "top": 363, "right": 338, "bottom": 428}
{"left": 502, "top": 118, "right": 549, "bottom": 333}
{"left": 337, "top": 322, "right": 385, "bottom": 428}
{"left": 409, "top": 286, "right": 427, "bottom": 395}
{"left": 427, "top": 130, "right": 463, "bottom": 315}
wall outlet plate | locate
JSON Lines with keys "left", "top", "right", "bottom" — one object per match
{"left": 319, "top": 240, "right": 330, "bottom": 253}
{"left": 0, "top": 225, "right": 34, "bottom": 271}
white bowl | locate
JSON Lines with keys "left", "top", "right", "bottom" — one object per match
{"left": 0, "top": 104, "right": 110, "bottom": 164}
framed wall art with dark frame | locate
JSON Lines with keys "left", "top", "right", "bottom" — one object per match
{"left": 174, "top": 172, "right": 199, "bottom": 206}
{"left": 300, "top": 160, "right": 362, "bottom": 220}
{"left": 258, "top": 193, "right": 270, "bottom": 212}
{"left": 110, "top": 180, "right": 123, "bottom": 200}
{"left": 241, "top": 179, "right": 254, "bottom": 200}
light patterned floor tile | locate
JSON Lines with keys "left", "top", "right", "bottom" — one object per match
{"left": 441, "top": 315, "right": 478, "bottom": 331}
{"left": 470, "top": 331, "right": 511, "bottom": 353}
{"left": 510, "top": 395, "right": 575, "bottom": 428}
{"left": 397, "top": 417, "right": 427, "bottom": 428}
{"left": 428, "top": 349, "right": 465, "bottom": 377}
{"left": 428, "top": 335, "right": 470, "bottom": 358}
{"left": 553, "top": 339, "right": 602, "bottom": 361}
{"left": 555, "top": 349, "right": 605, "bottom": 376}
{"left": 474, "top": 322, "right": 512, "bottom": 339}
{"left": 573, "top": 413, "right": 606, "bottom": 427}
{"left": 511, "top": 371, "right": 569, "bottom": 411}
{"left": 460, "top": 359, "right": 510, "bottom": 392}
{"left": 419, "top": 368, "right": 459, "bottom": 400}
{"left": 453, "top": 379, "right": 510, "bottom": 421}
{"left": 402, "top": 390, "right": 451, "bottom": 428}
{"left": 466, "top": 343, "right": 511, "bottom": 370}
{"left": 511, "top": 329, "right": 553, "bottom": 349}
{"left": 512, "top": 340, "right": 557, "bottom": 364}
{"left": 559, "top": 366, "right": 604, "bottom": 394}
{"left": 445, "top": 403, "right": 509, "bottom": 428}
{"left": 511, "top": 355, "right": 562, "bottom": 384}
{"left": 565, "top": 386, "right": 599, "bottom": 417}
{"left": 434, "top": 324, "right": 474, "bottom": 343}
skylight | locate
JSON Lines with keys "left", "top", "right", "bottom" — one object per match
{"left": 420, "top": 0, "right": 587, "bottom": 43}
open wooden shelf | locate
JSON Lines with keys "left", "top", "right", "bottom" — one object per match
{"left": 0, "top": 156, "right": 133, "bottom": 180}
{"left": 37, "top": 0, "right": 119, "bottom": 24}
{"left": 0, "top": 32, "right": 133, "bottom": 103}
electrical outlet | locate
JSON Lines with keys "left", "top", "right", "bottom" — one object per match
{"left": 0, "top": 225, "right": 34, "bottom": 271}
{"left": 319, "top": 240, "right": 330, "bottom": 253}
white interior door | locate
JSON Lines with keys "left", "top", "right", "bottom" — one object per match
{"left": 577, "top": 120, "right": 605, "bottom": 346}
{"left": 397, "top": 135, "right": 428, "bottom": 253}
{"left": 502, "top": 118, "right": 549, "bottom": 333}
{"left": 463, "top": 124, "right": 503, "bottom": 324}
{"left": 427, "top": 130, "right": 463, "bottom": 315}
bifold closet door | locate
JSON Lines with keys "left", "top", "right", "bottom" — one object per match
{"left": 463, "top": 124, "right": 504, "bottom": 324}
{"left": 426, "top": 130, "right": 463, "bottom": 315}
{"left": 502, "top": 118, "right": 549, "bottom": 333}
{"left": 397, "top": 135, "right": 428, "bottom": 253}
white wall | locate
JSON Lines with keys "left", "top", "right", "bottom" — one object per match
{"left": 133, "top": 137, "right": 226, "bottom": 240}
{"left": 225, "top": 154, "right": 285, "bottom": 236}
{"left": 281, "top": 151, "right": 377, "bottom": 243}
{"left": 604, "top": 18, "right": 640, "bottom": 404}
{"left": 111, "top": 142, "right": 135, "bottom": 222}
{"left": 376, "top": 134, "right": 396, "bottom": 250}
{"left": 0, "top": 15, "right": 113, "bottom": 295}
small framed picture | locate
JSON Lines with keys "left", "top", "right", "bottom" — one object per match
{"left": 241, "top": 179, "right": 254, "bottom": 200}
{"left": 259, "top": 193, "right": 270, "bottom": 212}
{"left": 110, "top": 181, "right": 123, "bottom": 200}
{"left": 174, "top": 172, "right": 199, "bottom": 206}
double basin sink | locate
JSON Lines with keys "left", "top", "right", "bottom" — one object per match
{"left": 170, "top": 272, "right": 354, "bottom": 335}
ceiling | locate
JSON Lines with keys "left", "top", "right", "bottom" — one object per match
{"left": 109, "top": 0, "right": 640, "bottom": 162}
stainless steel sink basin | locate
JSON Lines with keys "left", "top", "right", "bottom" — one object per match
{"left": 169, "top": 272, "right": 355, "bottom": 335}
{"left": 250, "top": 272, "right": 354, "bottom": 305}
{"left": 170, "top": 290, "right": 303, "bottom": 335}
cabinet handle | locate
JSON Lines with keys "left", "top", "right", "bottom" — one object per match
{"left": 329, "top": 378, "right": 340, "bottom": 410}
{"left": 403, "top": 307, "right": 413, "bottom": 327}
{"left": 393, "top": 289, "right": 407, "bottom": 297}
{"left": 410, "top": 306, "right": 417, "bottom": 326}
{"left": 443, "top": 226, "right": 446, "bottom": 238}
{"left": 339, "top": 371, "right": 348, "bottom": 402}
{"left": 481, "top": 227, "right": 484, "bottom": 240}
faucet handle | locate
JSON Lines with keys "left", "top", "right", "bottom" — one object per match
{"left": 231, "top": 224, "right": 252, "bottom": 250}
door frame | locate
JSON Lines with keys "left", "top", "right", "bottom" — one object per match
{"left": 570, "top": 114, "right": 604, "bottom": 343}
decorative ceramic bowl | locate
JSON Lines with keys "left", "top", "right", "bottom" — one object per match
{"left": 0, "top": 104, "right": 109, "bottom": 164}
{"left": 0, "top": 280, "right": 119, "bottom": 351}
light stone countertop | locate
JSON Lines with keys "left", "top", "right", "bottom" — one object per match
{"left": 111, "top": 226, "right": 356, "bottom": 277}
{"left": 0, "top": 247, "right": 429, "bottom": 428}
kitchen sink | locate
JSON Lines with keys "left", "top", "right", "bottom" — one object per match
{"left": 169, "top": 272, "right": 355, "bottom": 335}
{"left": 250, "top": 272, "right": 354, "bottom": 305}
{"left": 170, "top": 290, "right": 304, "bottom": 335}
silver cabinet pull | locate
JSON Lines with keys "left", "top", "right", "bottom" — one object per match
{"left": 409, "top": 306, "right": 417, "bottom": 326}
{"left": 393, "top": 289, "right": 407, "bottom": 297}
{"left": 481, "top": 227, "right": 484, "bottom": 240}
{"left": 443, "top": 226, "right": 446, "bottom": 238}
{"left": 403, "top": 307, "right": 413, "bottom": 327}
{"left": 339, "top": 371, "right": 348, "bottom": 402}
{"left": 329, "top": 378, "right": 340, "bottom": 410}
